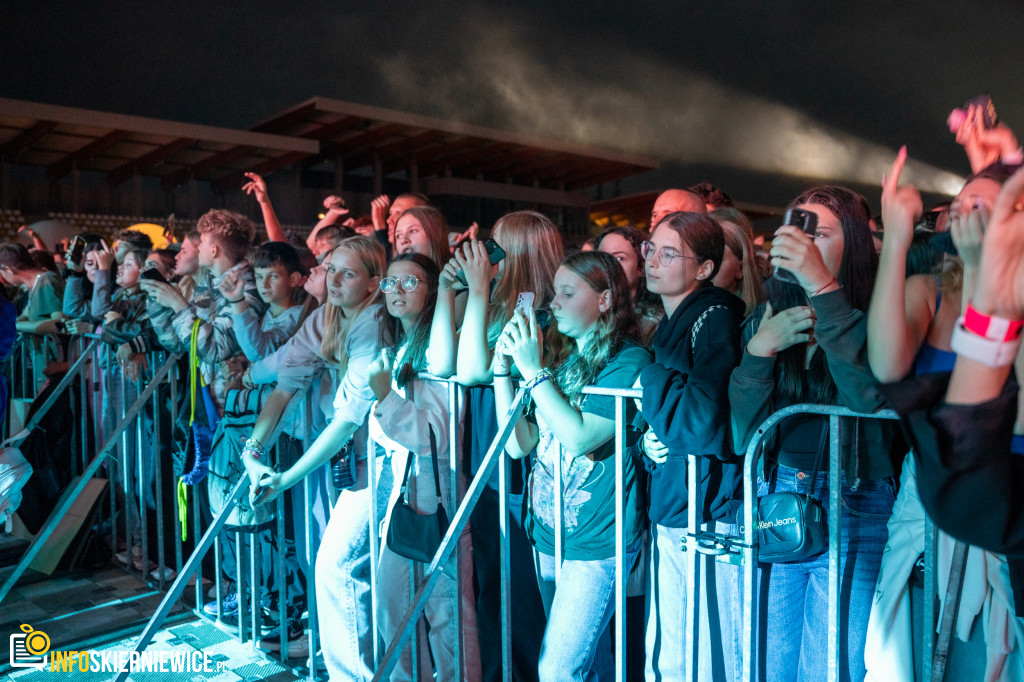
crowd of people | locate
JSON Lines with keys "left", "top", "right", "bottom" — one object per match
{"left": 4, "top": 101, "right": 1024, "bottom": 682}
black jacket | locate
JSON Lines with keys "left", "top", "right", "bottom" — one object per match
{"left": 730, "top": 287, "right": 901, "bottom": 482}
{"left": 883, "top": 372, "right": 1024, "bottom": 615}
{"left": 641, "top": 286, "right": 745, "bottom": 528}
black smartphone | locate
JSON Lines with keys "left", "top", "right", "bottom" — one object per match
{"left": 141, "top": 268, "right": 169, "bottom": 285}
{"left": 68, "top": 236, "right": 85, "bottom": 264}
{"left": 774, "top": 209, "right": 818, "bottom": 284}
{"left": 455, "top": 238, "right": 507, "bottom": 287}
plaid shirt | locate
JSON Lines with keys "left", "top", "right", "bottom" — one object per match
{"left": 148, "top": 260, "right": 267, "bottom": 407}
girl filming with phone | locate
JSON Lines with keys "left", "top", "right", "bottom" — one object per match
{"left": 428, "top": 210, "right": 563, "bottom": 680}
{"left": 493, "top": 250, "right": 651, "bottom": 682}
{"left": 729, "top": 185, "right": 899, "bottom": 682}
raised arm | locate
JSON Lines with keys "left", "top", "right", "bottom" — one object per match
{"left": 17, "top": 226, "right": 47, "bottom": 252}
{"left": 867, "top": 148, "right": 930, "bottom": 382}
{"left": 426, "top": 257, "right": 463, "bottom": 377}
{"left": 306, "top": 195, "right": 349, "bottom": 252}
{"left": 454, "top": 240, "right": 498, "bottom": 385}
{"left": 243, "top": 173, "right": 286, "bottom": 243}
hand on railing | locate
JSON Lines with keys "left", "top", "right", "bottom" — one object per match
{"left": 65, "top": 319, "right": 92, "bottom": 335}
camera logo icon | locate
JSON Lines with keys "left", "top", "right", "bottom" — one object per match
{"left": 10, "top": 624, "right": 50, "bottom": 669}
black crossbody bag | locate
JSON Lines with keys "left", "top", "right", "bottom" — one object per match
{"left": 386, "top": 426, "right": 450, "bottom": 563}
{"left": 740, "top": 425, "right": 829, "bottom": 564}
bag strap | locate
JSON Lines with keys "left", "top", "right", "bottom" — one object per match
{"left": 188, "top": 319, "right": 200, "bottom": 426}
{"left": 398, "top": 425, "right": 442, "bottom": 504}
{"left": 806, "top": 422, "right": 829, "bottom": 498}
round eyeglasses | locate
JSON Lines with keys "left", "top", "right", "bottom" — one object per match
{"left": 379, "top": 275, "right": 420, "bottom": 293}
{"left": 640, "top": 240, "right": 701, "bottom": 266}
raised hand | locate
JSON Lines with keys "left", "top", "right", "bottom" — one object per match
{"left": 950, "top": 201, "right": 988, "bottom": 270}
{"left": 452, "top": 240, "right": 495, "bottom": 294}
{"left": 242, "top": 172, "right": 269, "bottom": 205}
{"left": 439, "top": 257, "right": 466, "bottom": 292}
{"left": 769, "top": 225, "right": 834, "bottom": 296}
{"left": 322, "top": 195, "right": 349, "bottom": 217}
{"left": 94, "top": 240, "right": 116, "bottom": 271}
{"left": 139, "top": 279, "right": 188, "bottom": 312}
{"left": 880, "top": 146, "right": 923, "bottom": 254}
{"left": 368, "top": 348, "right": 394, "bottom": 402}
{"left": 216, "top": 270, "right": 245, "bottom": 302}
{"left": 955, "top": 104, "right": 1021, "bottom": 173}
{"left": 371, "top": 195, "right": 391, "bottom": 237}
{"left": 746, "top": 303, "right": 815, "bottom": 357}
{"left": 972, "top": 167, "right": 1024, "bottom": 319}
{"left": 498, "top": 308, "right": 544, "bottom": 380}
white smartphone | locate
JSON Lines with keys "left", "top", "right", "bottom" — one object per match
{"left": 497, "top": 292, "right": 536, "bottom": 355}
{"left": 515, "top": 291, "right": 535, "bottom": 314}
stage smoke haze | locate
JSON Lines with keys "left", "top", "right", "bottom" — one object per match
{"left": 379, "top": 16, "right": 964, "bottom": 196}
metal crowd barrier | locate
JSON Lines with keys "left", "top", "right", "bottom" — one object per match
{"left": 96, "top": 379, "right": 966, "bottom": 682}
{"left": 119, "top": 382, "right": 325, "bottom": 681}
{"left": 5, "top": 332, "right": 64, "bottom": 407}
{"left": 0, "top": 346, "right": 186, "bottom": 604}
{"left": 370, "top": 381, "right": 639, "bottom": 682}
{"left": 737, "top": 404, "right": 900, "bottom": 682}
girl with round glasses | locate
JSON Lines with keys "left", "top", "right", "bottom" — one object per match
{"left": 639, "top": 211, "right": 745, "bottom": 680}
{"left": 493, "top": 250, "right": 650, "bottom": 682}
{"left": 367, "top": 253, "right": 481, "bottom": 679}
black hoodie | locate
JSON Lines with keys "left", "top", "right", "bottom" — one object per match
{"left": 640, "top": 285, "right": 745, "bottom": 528}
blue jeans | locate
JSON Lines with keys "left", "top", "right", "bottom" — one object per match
{"left": 645, "top": 521, "right": 742, "bottom": 682}
{"left": 316, "top": 454, "right": 394, "bottom": 681}
{"left": 758, "top": 466, "right": 895, "bottom": 682}
{"left": 534, "top": 539, "right": 641, "bottom": 682}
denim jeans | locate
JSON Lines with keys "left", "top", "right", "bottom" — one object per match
{"left": 471, "top": 488, "right": 546, "bottom": 682}
{"left": 377, "top": 530, "right": 481, "bottom": 681}
{"left": 316, "top": 453, "right": 393, "bottom": 681}
{"left": 534, "top": 539, "right": 641, "bottom": 682}
{"left": 645, "top": 521, "right": 742, "bottom": 682}
{"left": 758, "top": 465, "right": 896, "bottom": 682}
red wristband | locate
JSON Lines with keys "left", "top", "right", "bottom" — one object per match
{"left": 964, "top": 302, "right": 1024, "bottom": 342}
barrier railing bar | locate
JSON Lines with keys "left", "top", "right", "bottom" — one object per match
{"left": 112, "top": 476, "right": 250, "bottom": 682}
{"left": 739, "top": 404, "right": 899, "bottom": 682}
{"left": 0, "top": 351, "right": 183, "bottom": 604}
{"left": 613, "top": 394, "right": 627, "bottom": 682}
{"left": 447, "top": 380, "right": 462, "bottom": 680}
{"left": 368, "top": 428, "right": 381, "bottom": 668}
{"left": 923, "top": 516, "right": 936, "bottom": 680}
{"left": 827, "top": 414, "right": 841, "bottom": 682}
{"left": 6, "top": 337, "right": 101, "bottom": 444}
{"left": 371, "top": 387, "right": 529, "bottom": 682}
{"left": 498, "top": 408, "right": 512, "bottom": 682}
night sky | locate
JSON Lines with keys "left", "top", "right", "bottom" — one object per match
{"left": 4, "top": 1, "right": 1023, "bottom": 207}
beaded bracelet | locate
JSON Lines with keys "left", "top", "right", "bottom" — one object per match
{"left": 242, "top": 437, "right": 266, "bottom": 461}
{"left": 525, "top": 370, "right": 552, "bottom": 391}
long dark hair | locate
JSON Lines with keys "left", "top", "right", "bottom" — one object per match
{"left": 385, "top": 252, "right": 440, "bottom": 388}
{"left": 770, "top": 183, "right": 876, "bottom": 401}
{"left": 546, "top": 251, "right": 640, "bottom": 405}
{"left": 771, "top": 185, "right": 877, "bottom": 404}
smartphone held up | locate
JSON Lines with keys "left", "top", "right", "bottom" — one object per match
{"left": 773, "top": 208, "right": 818, "bottom": 284}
